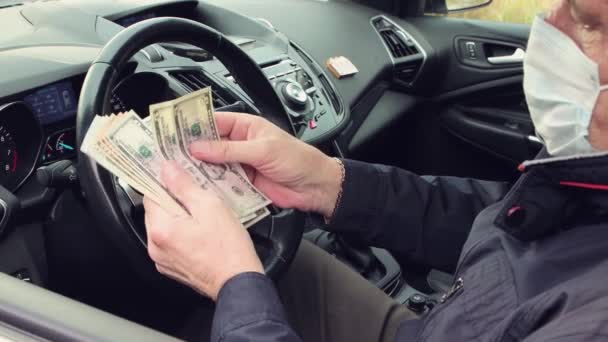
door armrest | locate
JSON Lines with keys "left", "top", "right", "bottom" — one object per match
{"left": 0, "top": 273, "right": 180, "bottom": 341}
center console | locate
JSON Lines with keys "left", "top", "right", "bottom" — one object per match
{"left": 222, "top": 42, "right": 348, "bottom": 145}
{"left": 264, "top": 57, "right": 344, "bottom": 143}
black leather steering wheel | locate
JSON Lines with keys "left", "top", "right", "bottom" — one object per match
{"left": 76, "top": 17, "right": 304, "bottom": 280}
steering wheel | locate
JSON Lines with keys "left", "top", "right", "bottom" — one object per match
{"left": 75, "top": 18, "right": 304, "bottom": 281}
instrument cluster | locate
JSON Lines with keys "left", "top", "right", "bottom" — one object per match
{"left": 0, "top": 78, "right": 81, "bottom": 191}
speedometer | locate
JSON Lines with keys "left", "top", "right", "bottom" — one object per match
{"left": 0, "top": 126, "right": 17, "bottom": 178}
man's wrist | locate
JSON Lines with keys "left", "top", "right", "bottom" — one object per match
{"left": 209, "top": 262, "right": 264, "bottom": 301}
{"left": 312, "top": 156, "right": 344, "bottom": 219}
{"left": 212, "top": 271, "right": 288, "bottom": 341}
{"left": 214, "top": 271, "right": 265, "bottom": 301}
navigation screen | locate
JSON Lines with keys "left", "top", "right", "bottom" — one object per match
{"left": 24, "top": 81, "right": 77, "bottom": 125}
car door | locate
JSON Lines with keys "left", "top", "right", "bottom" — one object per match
{"left": 346, "top": 0, "right": 555, "bottom": 183}
{"left": 0, "top": 273, "right": 179, "bottom": 341}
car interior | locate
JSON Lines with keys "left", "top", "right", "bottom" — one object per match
{"left": 0, "top": 0, "right": 541, "bottom": 340}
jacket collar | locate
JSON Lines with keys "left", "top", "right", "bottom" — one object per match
{"left": 495, "top": 149, "right": 608, "bottom": 241}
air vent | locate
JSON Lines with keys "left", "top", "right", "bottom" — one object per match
{"left": 372, "top": 15, "right": 426, "bottom": 86}
{"left": 379, "top": 30, "right": 419, "bottom": 58}
{"left": 169, "top": 70, "right": 235, "bottom": 108}
{"left": 395, "top": 61, "right": 422, "bottom": 84}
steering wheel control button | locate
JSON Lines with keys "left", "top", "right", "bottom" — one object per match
{"left": 407, "top": 294, "right": 428, "bottom": 314}
{"left": 282, "top": 82, "right": 308, "bottom": 108}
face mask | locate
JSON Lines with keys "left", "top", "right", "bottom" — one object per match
{"left": 524, "top": 15, "right": 608, "bottom": 157}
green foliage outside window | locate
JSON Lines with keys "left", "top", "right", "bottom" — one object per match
{"left": 446, "top": 0, "right": 559, "bottom": 24}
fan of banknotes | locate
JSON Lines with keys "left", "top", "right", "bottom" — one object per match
{"left": 81, "top": 88, "right": 271, "bottom": 228}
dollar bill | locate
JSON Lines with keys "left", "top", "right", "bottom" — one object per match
{"left": 81, "top": 87, "right": 272, "bottom": 228}
{"left": 172, "top": 88, "right": 271, "bottom": 216}
{"left": 82, "top": 115, "right": 185, "bottom": 215}
{"left": 150, "top": 88, "right": 270, "bottom": 223}
{"left": 242, "top": 207, "right": 271, "bottom": 229}
{"left": 150, "top": 101, "right": 256, "bottom": 223}
{"left": 105, "top": 112, "right": 188, "bottom": 215}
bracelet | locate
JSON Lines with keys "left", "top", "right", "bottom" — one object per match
{"left": 326, "top": 157, "right": 346, "bottom": 223}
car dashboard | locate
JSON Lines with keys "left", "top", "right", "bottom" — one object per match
{"left": 0, "top": 0, "right": 532, "bottom": 206}
{"left": 0, "top": 0, "right": 375, "bottom": 196}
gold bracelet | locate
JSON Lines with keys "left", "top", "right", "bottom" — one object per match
{"left": 326, "top": 157, "right": 346, "bottom": 224}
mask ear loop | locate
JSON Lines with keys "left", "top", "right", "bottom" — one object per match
{"left": 601, "top": 85, "right": 608, "bottom": 92}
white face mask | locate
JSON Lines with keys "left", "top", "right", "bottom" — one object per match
{"left": 524, "top": 15, "right": 608, "bottom": 157}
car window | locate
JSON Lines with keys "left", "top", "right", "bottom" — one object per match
{"left": 443, "top": 0, "right": 560, "bottom": 24}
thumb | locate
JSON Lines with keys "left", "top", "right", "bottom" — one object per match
{"left": 190, "top": 140, "right": 268, "bottom": 167}
{"left": 160, "top": 161, "right": 208, "bottom": 214}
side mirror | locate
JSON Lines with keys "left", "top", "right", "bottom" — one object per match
{"left": 425, "top": 0, "right": 492, "bottom": 14}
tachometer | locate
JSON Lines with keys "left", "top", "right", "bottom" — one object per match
{"left": 0, "top": 102, "right": 43, "bottom": 191}
{"left": 0, "top": 126, "right": 17, "bottom": 177}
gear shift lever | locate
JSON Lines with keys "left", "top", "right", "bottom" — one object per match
{"left": 336, "top": 235, "right": 376, "bottom": 275}
{"left": 304, "top": 230, "right": 378, "bottom": 276}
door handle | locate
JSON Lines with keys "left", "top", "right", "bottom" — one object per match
{"left": 527, "top": 135, "right": 543, "bottom": 147}
{"left": 487, "top": 48, "right": 525, "bottom": 65}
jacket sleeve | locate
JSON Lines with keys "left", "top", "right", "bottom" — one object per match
{"left": 327, "top": 159, "right": 509, "bottom": 273}
{"left": 211, "top": 272, "right": 301, "bottom": 342}
{"left": 525, "top": 336, "right": 608, "bottom": 342}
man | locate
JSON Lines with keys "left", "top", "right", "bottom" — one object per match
{"left": 143, "top": 0, "right": 608, "bottom": 341}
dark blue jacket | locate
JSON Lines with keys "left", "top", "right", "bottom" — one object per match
{"left": 211, "top": 152, "right": 608, "bottom": 341}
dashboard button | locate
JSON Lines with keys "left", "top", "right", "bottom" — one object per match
{"left": 282, "top": 82, "right": 308, "bottom": 109}
{"left": 308, "top": 119, "right": 317, "bottom": 129}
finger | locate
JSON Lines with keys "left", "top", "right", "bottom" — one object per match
{"left": 243, "top": 165, "right": 257, "bottom": 183}
{"left": 160, "top": 161, "right": 209, "bottom": 214}
{"left": 155, "top": 264, "right": 188, "bottom": 284}
{"left": 144, "top": 200, "right": 174, "bottom": 248}
{"left": 189, "top": 139, "right": 268, "bottom": 167}
{"left": 146, "top": 223, "right": 165, "bottom": 251}
{"left": 143, "top": 196, "right": 162, "bottom": 214}
{"left": 144, "top": 196, "right": 174, "bottom": 225}
{"left": 215, "top": 112, "right": 259, "bottom": 139}
{"left": 144, "top": 196, "right": 183, "bottom": 220}
{"left": 147, "top": 239, "right": 166, "bottom": 264}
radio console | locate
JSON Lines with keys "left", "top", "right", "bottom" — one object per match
{"left": 227, "top": 54, "right": 346, "bottom": 144}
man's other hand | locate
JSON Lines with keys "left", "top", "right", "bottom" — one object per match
{"left": 143, "top": 161, "right": 263, "bottom": 301}
{"left": 190, "top": 112, "right": 342, "bottom": 219}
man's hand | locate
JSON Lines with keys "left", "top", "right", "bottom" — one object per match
{"left": 190, "top": 112, "right": 342, "bottom": 219}
{"left": 144, "top": 161, "right": 263, "bottom": 301}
